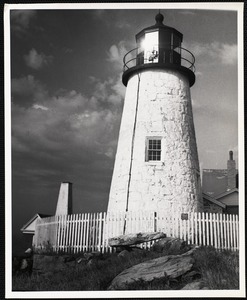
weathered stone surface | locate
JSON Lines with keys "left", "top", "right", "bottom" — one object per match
{"left": 108, "top": 69, "right": 203, "bottom": 213}
{"left": 181, "top": 280, "right": 205, "bottom": 290}
{"left": 83, "top": 253, "right": 94, "bottom": 260}
{"left": 25, "top": 248, "right": 33, "bottom": 254}
{"left": 76, "top": 257, "right": 85, "bottom": 264}
{"left": 109, "top": 232, "right": 166, "bottom": 247}
{"left": 13, "top": 256, "right": 33, "bottom": 275}
{"left": 152, "top": 237, "right": 189, "bottom": 253}
{"left": 84, "top": 251, "right": 102, "bottom": 260}
{"left": 87, "top": 259, "right": 96, "bottom": 267}
{"left": 108, "top": 252, "right": 194, "bottom": 290}
{"left": 183, "top": 270, "right": 201, "bottom": 279}
{"left": 118, "top": 250, "right": 130, "bottom": 259}
{"left": 20, "top": 259, "right": 28, "bottom": 270}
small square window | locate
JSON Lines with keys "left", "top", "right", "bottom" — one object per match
{"left": 147, "top": 139, "right": 161, "bottom": 161}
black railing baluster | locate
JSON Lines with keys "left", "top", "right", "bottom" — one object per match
{"left": 123, "top": 46, "right": 195, "bottom": 73}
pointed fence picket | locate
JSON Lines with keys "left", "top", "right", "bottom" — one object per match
{"left": 34, "top": 211, "right": 239, "bottom": 253}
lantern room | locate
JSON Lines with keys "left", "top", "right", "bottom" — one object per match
{"left": 136, "top": 13, "right": 182, "bottom": 65}
{"left": 122, "top": 13, "right": 195, "bottom": 87}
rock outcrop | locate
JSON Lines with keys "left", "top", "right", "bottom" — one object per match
{"left": 108, "top": 232, "right": 166, "bottom": 247}
{"left": 152, "top": 237, "right": 191, "bottom": 254}
{"left": 181, "top": 280, "right": 208, "bottom": 290}
{"left": 108, "top": 250, "right": 195, "bottom": 290}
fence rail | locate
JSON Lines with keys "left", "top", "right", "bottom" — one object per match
{"left": 34, "top": 211, "right": 239, "bottom": 253}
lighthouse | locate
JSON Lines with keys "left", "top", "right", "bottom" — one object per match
{"left": 107, "top": 13, "right": 203, "bottom": 215}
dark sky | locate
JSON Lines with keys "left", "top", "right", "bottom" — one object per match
{"left": 8, "top": 7, "right": 238, "bottom": 254}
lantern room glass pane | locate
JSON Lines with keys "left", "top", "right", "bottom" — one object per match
{"left": 172, "top": 33, "right": 181, "bottom": 54}
{"left": 137, "top": 35, "right": 145, "bottom": 54}
{"left": 160, "top": 31, "right": 172, "bottom": 49}
{"left": 143, "top": 31, "right": 159, "bottom": 64}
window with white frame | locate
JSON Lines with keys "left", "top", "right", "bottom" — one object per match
{"left": 146, "top": 138, "right": 161, "bottom": 161}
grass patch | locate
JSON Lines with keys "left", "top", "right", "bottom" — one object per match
{"left": 13, "top": 249, "right": 164, "bottom": 291}
{"left": 12, "top": 246, "right": 239, "bottom": 291}
{"left": 193, "top": 246, "right": 239, "bottom": 290}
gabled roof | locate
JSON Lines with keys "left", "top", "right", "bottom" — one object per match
{"left": 21, "top": 213, "right": 52, "bottom": 234}
{"left": 215, "top": 188, "right": 239, "bottom": 200}
{"left": 202, "top": 192, "right": 226, "bottom": 209}
{"left": 202, "top": 168, "right": 238, "bottom": 197}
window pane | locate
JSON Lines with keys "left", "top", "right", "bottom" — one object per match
{"left": 147, "top": 139, "right": 161, "bottom": 161}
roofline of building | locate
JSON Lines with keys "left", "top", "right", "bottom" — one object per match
{"left": 20, "top": 213, "right": 52, "bottom": 232}
{"left": 202, "top": 192, "right": 226, "bottom": 209}
{"left": 215, "top": 188, "right": 239, "bottom": 200}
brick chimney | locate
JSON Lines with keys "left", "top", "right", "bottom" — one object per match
{"left": 227, "top": 151, "right": 236, "bottom": 190}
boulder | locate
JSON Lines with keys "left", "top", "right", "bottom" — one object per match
{"left": 12, "top": 256, "right": 33, "bottom": 275}
{"left": 84, "top": 251, "right": 102, "bottom": 261}
{"left": 152, "top": 237, "right": 190, "bottom": 254}
{"left": 109, "top": 232, "right": 166, "bottom": 247}
{"left": 83, "top": 253, "right": 94, "bottom": 260}
{"left": 20, "top": 259, "right": 28, "bottom": 270}
{"left": 87, "top": 259, "right": 97, "bottom": 267}
{"left": 108, "top": 251, "right": 194, "bottom": 290}
{"left": 181, "top": 280, "right": 205, "bottom": 290}
{"left": 76, "top": 257, "right": 85, "bottom": 264}
{"left": 118, "top": 250, "right": 130, "bottom": 259}
{"left": 183, "top": 270, "right": 201, "bottom": 280}
{"left": 25, "top": 248, "right": 33, "bottom": 254}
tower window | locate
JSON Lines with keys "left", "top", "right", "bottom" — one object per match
{"left": 147, "top": 139, "right": 161, "bottom": 161}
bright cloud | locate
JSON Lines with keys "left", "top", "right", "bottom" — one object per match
{"left": 188, "top": 42, "right": 237, "bottom": 65}
{"left": 33, "top": 104, "right": 49, "bottom": 111}
{"left": 107, "top": 41, "right": 130, "bottom": 71}
{"left": 89, "top": 75, "right": 125, "bottom": 107}
{"left": 12, "top": 75, "right": 48, "bottom": 106}
{"left": 220, "top": 43, "right": 238, "bottom": 65}
{"left": 12, "top": 73, "right": 123, "bottom": 166}
{"left": 24, "top": 49, "right": 53, "bottom": 70}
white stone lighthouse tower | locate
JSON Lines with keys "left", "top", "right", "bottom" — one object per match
{"left": 107, "top": 13, "right": 203, "bottom": 215}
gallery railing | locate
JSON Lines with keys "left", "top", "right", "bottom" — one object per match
{"left": 123, "top": 46, "right": 195, "bottom": 73}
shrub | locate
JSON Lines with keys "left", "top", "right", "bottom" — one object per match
{"left": 193, "top": 246, "right": 239, "bottom": 289}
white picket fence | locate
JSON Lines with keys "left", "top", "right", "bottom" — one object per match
{"left": 34, "top": 211, "right": 239, "bottom": 253}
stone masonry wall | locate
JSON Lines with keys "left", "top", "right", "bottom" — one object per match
{"left": 107, "top": 69, "right": 203, "bottom": 214}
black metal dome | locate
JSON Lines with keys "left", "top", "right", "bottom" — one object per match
{"left": 155, "top": 12, "right": 164, "bottom": 25}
